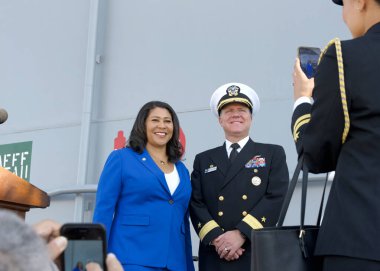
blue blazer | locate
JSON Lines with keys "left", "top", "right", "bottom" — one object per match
{"left": 93, "top": 147, "right": 194, "bottom": 271}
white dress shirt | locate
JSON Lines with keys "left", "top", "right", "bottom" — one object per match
{"left": 293, "top": 96, "right": 314, "bottom": 111}
{"left": 225, "top": 136, "right": 250, "bottom": 157}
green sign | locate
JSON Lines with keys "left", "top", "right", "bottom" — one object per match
{"left": 0, "top": 141, "right": 33, "bottom": 181}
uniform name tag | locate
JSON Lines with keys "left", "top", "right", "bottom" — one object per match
{"left": 205, "top": 166, "right": 217, "bottom": 173}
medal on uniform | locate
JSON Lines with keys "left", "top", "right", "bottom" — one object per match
{"left": 251, "top": 176, "right": 261, "bottom": 186}
{"left": 245, "top": 155, "right": 266, "bottom": 168}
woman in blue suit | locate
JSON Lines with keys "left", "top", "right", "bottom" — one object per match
{"left": 93, "top": 101, "right": 195, "bottom": 271}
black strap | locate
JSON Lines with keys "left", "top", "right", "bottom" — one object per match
{"left": 276, "top": 156, "right": 303, "bottom": 226}
{"left": 317, "top": 173, "right": 329, "bottom": 225}
{"left": 276, "top": 156, "right": 328, "bottom": 227}
{"left": 300, "top": 163, "right": 309, "bottom": 228}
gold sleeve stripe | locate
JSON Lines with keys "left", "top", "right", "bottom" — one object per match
{"left": 293, "top": 118, "right": 311, "bottom": 141}
{"left": 199, "top": 220, "right": 219, "bottom": 241}
{"left": 293, "top": 114, "right": 311, "bottom": 142}
{"left": 320, "top": 38, "right": 350, "bottom": 144}
{"left": 293, "top": 114, "right": 311, "bottom": 132}
{"left": 242, "top": 214, "right": 264, "bottom": 229}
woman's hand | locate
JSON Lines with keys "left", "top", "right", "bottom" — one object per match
{"left": 293, "top": 58, "right": 315, "bottom": 100}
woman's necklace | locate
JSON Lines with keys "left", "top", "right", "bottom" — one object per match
{"left": 150, "top": 153, "right": 168, "bottom": 166}
{"left": 149, "top": 151, "right": 174, "bottom": 173}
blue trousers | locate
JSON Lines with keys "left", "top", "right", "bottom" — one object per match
{"left": 122, "top": 265, "right": 170, "bottom": 271}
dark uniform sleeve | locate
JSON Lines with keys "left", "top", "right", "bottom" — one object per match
{"left": 291, "top": 44, "right": 346, "bottom": 173}
{"left": 190, "top": 154, "right": 224, "bottom": 246}
{"left": 235, "top": 145, "right": 289, "bottom": 240}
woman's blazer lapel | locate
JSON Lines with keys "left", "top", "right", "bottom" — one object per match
{"left": 133, "top": 149, "right": 171, "bottom": 195}
{"left": 172, "top": 162, "right": 187, "bottom": 197}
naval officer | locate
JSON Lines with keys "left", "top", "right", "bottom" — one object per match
{"left": 190, "top": 82, "right": 289, "bottom": 271}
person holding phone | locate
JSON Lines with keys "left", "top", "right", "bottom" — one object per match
{"left": 93, "top": 101, "right": 195, "bottom": 271}
{"left": 0, "top": 209, "right": 123, "bottom": 271}
{"left": 34, "top": 218, "right": 124, "bottom": 271}
{"left": 291, "top": 0, "right": 380, "bottom": 270}
{"left": 0, "top": 210, "right": 63, "bottom": 271}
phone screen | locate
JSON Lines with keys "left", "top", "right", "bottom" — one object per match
{"left": 60, "top": 223, "right": 107, "bottom": 271}
{"left": 298, "top": 47, "right": 321, "bottom": 79}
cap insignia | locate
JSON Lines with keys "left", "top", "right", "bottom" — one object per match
{"left": 227, "top": 85, "right": 240, "bottom": 97}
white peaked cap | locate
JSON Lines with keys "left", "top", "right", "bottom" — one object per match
{"left": 209, "top": 82, "right": 260, "bottom": 117}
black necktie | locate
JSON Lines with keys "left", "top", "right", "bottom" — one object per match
{"left": 229, "top": 143, "right": 240, "bottom": 163}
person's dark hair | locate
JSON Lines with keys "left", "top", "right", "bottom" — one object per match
{"left": 127, "top": 101, "right": 183, "bottom": 163}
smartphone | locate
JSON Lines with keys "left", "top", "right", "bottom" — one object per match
{"left": 298, "top": 46, "right": 321, "bottom": 79}
{"left": 60, "top": 223, "right": 107, "bottom": 271}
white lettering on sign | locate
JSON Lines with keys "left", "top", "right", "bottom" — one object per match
{"left": 21, "top": 151, "right": 28, "bottom": 166}
{"left": 13, "top": 165, "right": 29, "bottom": 180}
{"left": 0, "top": 151, "right": 31, "bottom": 179}
{"left": 12, "top": 152, "right": 20, "bottom": 167}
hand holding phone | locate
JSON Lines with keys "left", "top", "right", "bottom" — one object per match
{"left": 298, "top": 47, "right": 321, "bottom": 79}
{"left": 33, "top": 220, "right": 68, "bottom": 261}
{"left": 86, "top": 254, "right": 123, "bottom": 271}
{"left": 60, "top": 223, "right": 107, "bottom": 271}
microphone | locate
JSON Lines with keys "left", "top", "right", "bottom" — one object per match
{"left": 0, "top": 108, "right": 8, "bottom": 124}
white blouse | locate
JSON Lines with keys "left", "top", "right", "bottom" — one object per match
{"left": 164, "top": 165, "right": 180, "bottom": 195}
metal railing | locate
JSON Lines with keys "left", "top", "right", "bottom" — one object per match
{"left": 47, "top": 173, "right": 333, "bottom": 198}
{"left": 48, "top": 184, "right": 98, "bottom": 197}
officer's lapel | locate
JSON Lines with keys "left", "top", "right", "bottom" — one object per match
{"left": 135, "top": 149, "right": 171, "bottom": 195}
{"left": 222, "top": 139, "right": 255, "bottom": 188}
{"left": 209, "top": 144, "right": 229, "bottom": 176}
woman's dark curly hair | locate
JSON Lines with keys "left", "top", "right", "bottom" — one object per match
{"left": 127, "top": 101, "right": 183, "bottom": 163}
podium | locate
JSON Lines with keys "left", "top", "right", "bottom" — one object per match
{"left": 0, "top": 167, "right": 50, "bottom": 219}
